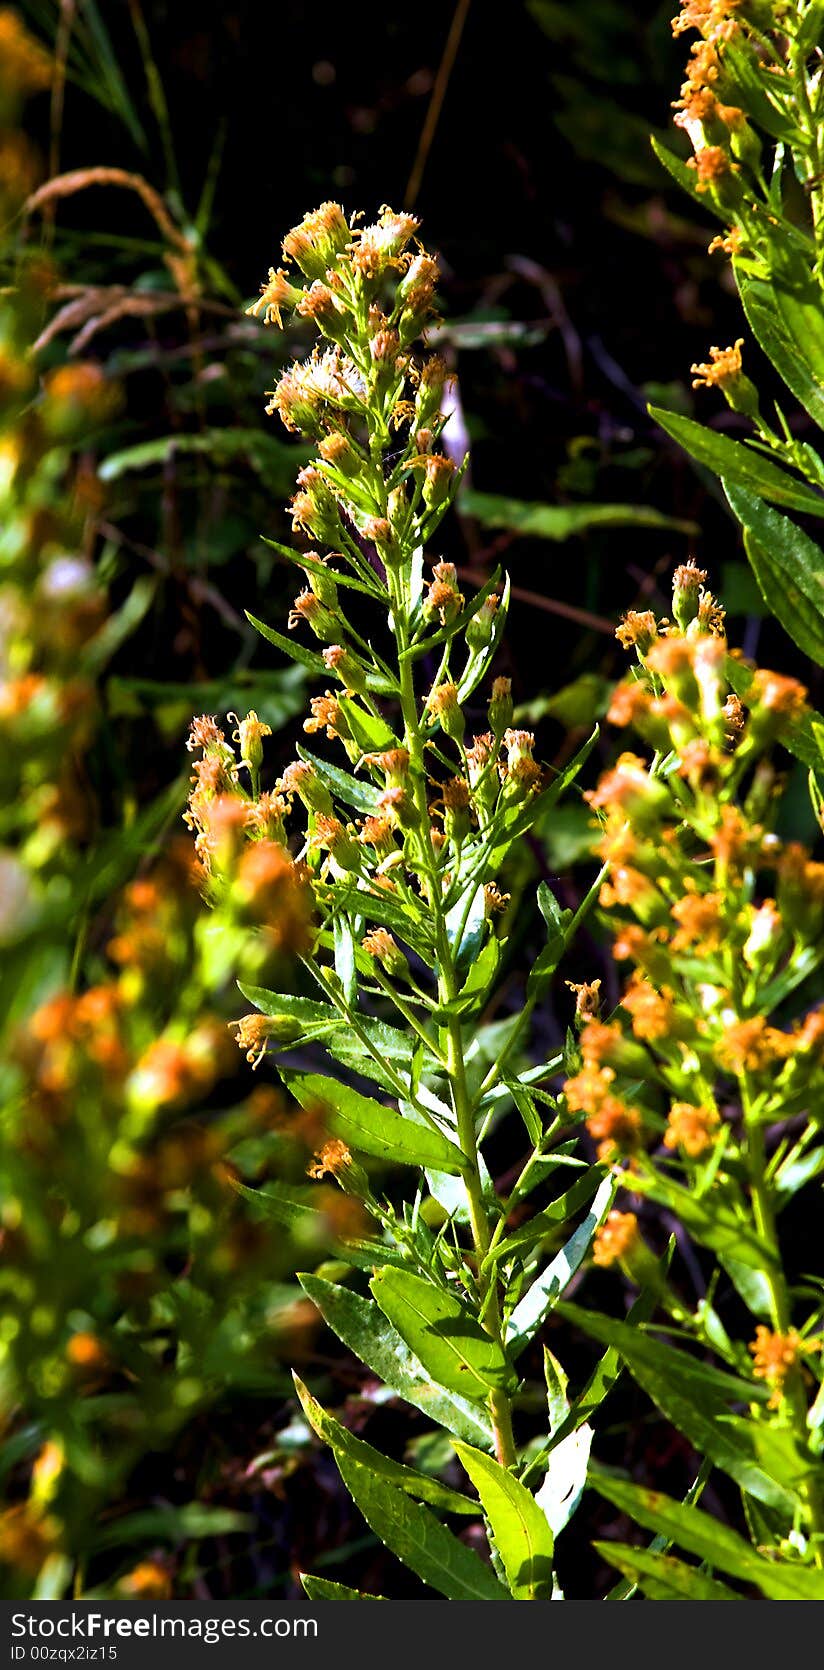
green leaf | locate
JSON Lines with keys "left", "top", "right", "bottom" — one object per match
{"left": 527, "top": 884, "right": 573, "bottom": 1001}
{"left": 337, "top": 697, "right": 399, "bottom": 753}
{"left": 453, "top": 1443, "right": 554, "bottom": 1599}
{"left": 505, "top": 1079, "right": 543, "bottom": 1147}
{"left": 545, "top": 1279, "right": 662, "bottom": 1455}
{"left": 630, "top": 1166, "right": 777, "bottom": 1271}
{"left": 240, "top": 978, "right": 431, "bottom": 1096}
{"left": 506, "top": 1174, "right": 617, "bottom": 1355}
{"left": 650, "top": 407, "right": 824, "bottom": 516}
{"left": 485, "top": 1168, "right": 607, "bottom": 1266}
{"left": 444, "top": 883, "right": 487, "bottom": 972}
{"left": 593, "top": 1542, "right": 740, "bottom": 1600}
{"left": 371, "top": 1268, "right": 515, "bottom": 1402}
{"left": 560, "top": 1305, "right": 769, "bottom": 1406}
{"left": 236, "top": 985, "right": 337, "bottom": 1034}
{"left": 93, "top": 1505, "right": 251, "bottom": 1551}
{"left": 434, "top": 936, "right": 502, "bottom": 1022}
{"left": 298, "top": 1275, "right": 494, "bottom": 1448}
{"left": 297, "top": 745, "right": 381, "bottom": 814}
{"left": 281, "top": 1070, "right": 466, "bottom": 1175}
{"left": 246, "top": 612, "right": 395, "bottom": 693}
{"left": 246, "top": 612, "right": 328, "bottom": 675}
{"left": 559, "top": 1305, "right": 797, "bottom": 1516}
{"left": 589, "top": 1470, "right": 824, "bottom": 1600}
{"left": 737, "top": 266, "right": 824, "bottom": 430}
{"left": 334, "top": 1455, "right": 508, "bottom": 1599}
{"left": 651, "top": 133, "right": 726, "bottom": 220}
{"left": 293, "top": 1375, "right": 478, "bottom": 1515}
{"left": 262, "top": 538, "right": 378, "bottom": 598}
{"left": 724, "top": 486, "right": 824, "bottom": 666}
{"left": 461, "top": 488, "right": 696, "bottom": 539}
{"left": 84, "top": 576, "right": 156, "bottom": 674}
{"left": 227, "top": 1178, "right": 324, "bottom": 1230}
{"left": 299, "top": 1575, "right": 385, "bottom": 1600}
{"left": 718, "top": 1254, "right": 774, "bottom": 1320}
{"left": 774, "top": 1145, "right": 824, "bottom": 1204}
{"left": 98, "top": 429, "right": 301, "bottom": 482}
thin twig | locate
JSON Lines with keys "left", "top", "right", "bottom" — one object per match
{"left": 405, "top": 0, "right": 472, "bottom": 205}
{"left": 457, "top": 566, "right": 615, "bottom": 635}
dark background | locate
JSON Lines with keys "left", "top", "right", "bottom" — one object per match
{"left": 41, "top": 0, "right": 769, "bottom": 689}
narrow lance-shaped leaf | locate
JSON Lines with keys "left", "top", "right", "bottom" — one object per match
{"left": 485, "top": 1168, "right": 607, "bottom": 1266}
{"left": 630, "top": 1163, "right": 778, "bottom": 1272}
{"left": 300, "top": 1576, "right": 385, "bottom": 1600}
{"left": 298, "top": 1275, "right": 494, "bottom": 1449}
{"left": 650, "top": 406, "right": 824, "bottom": 517}
{"left": 589, "top": 1469, "right": 824, "bottom": 1600}
{"left": 724, "top": 484, "right": 824, "bottom": 666}
{"left": 227, "top": 1178, "right": 326, "bottom": 1231}
{"left": 453, "top": 1442, "right": 554, "bottom": 1600}
{"left": 281, "top": 1070, "right": 467, "bottom": 1175}
{"left": 371, "top": 1267, "right": 515, "bottom": 1402}
{"left": 559, "top": 1303, "right": 799, "bottom": 1517}
{"left": 297, "top": 743, "right": 382, "bottom": 813}
{"left": 737, "top": 265, "right": 824, "bottom": 431}
{"left": 293, "top": 1374, "right": 478, "bottom": 1515}
{"left": 334, "top": 1454, "right": 508, "bottom": 1600}
{"left": 593, "top": 1542, "right": 740, "bottom": 1601}
{"left": 506, "top": 1173, "right": 617, "bottom": 1355}
{"left": 460, "top": 487, "right": 697, "bottom": 538}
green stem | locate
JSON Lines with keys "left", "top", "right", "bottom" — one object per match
{"left": 744, "top": 1095, "right": 824, "bottom": 1556}
{"left": 370, "top": 964, "right": 449, "bottom": 1069}
{"left": 439, "top": 936, "right": 517, "bottom": 1470}
{"left": 390, "top": 563, "right": 517, "bottom": 1469}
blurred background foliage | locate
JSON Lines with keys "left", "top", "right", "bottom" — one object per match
{"left": 0, "top": 0, "right": 819, "bottom": 1600}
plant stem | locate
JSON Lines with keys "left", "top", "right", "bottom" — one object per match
{"left": 744, "top": 1096, "right": 824, "bottom": 1556}
{"left": 390, "top": 563, "right": 517, "bottom": 1469}
{"left": 440, "top": 939, "right": 517, "bottom": 1469}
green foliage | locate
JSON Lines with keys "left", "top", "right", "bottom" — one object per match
{"left": 652, "top": 1, "right": 824, "bottom": 683}
{"left": 6, "top": 0, "right": 824, "bottom": 1607}
{"left": 453, "top": 1443, "right": 554, "bottom": 1599}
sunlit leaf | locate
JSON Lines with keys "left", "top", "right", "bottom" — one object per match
{"left": 590, "top": 1470, "right": 824, "bottom": 1599}
{"left": 651, "top": 407, "right": 824, "bottom": 517}
{"left": 725, "top": 486, "right": 824, "bottom": 666}
{"left": 298, "top": 1275, "right": 494, "bottom": 1448}
{"left": 334, "top": 1455, "right": 508, "bottom": 1599}
{"left": 593, "top": 1541, "right": 740, "bottom": 1600}
{"left": 293, "top": 1375, "right": 478, "bottom": 1515}
{"left": 453, "top": 1442, "right": 554, "bottom": 1599}
{"left": 281, "top": 1070, "right": 466, "bottom": 1174}
{"left": 371, "top": 1268, "right": 515, "bottom": 1402}
{"left": 506, "top": 1174, "right": 617, "bottom": 1354}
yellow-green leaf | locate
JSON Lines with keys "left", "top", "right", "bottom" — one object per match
{"left": 453, "top": 1443, "right": 554, "bottom": 1600}
{"left": 371, "top": 1268, "right": 515, "bottom": 1402}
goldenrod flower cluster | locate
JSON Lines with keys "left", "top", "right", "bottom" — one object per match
{"left": 564, "top": 562, "right": 824, "bottom": 1182}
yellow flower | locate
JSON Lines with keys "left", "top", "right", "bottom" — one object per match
{"left": 592, "top": 1210, "right": 640, "bottom": 1268}
{"left": 664, "top": 1101, "right": 720, "bottom": 1158}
